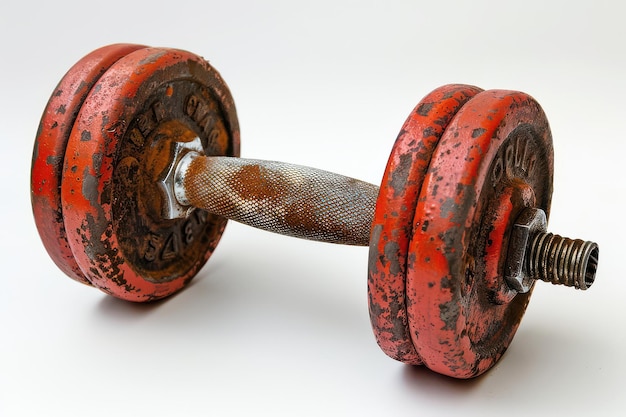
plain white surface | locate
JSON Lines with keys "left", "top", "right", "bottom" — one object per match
{"left": 1, "top": 1, "right": 624, "bottom": 415}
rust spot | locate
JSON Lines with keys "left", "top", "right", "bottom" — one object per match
{"left": 472, "top": 127, "right": 486, "bottom": 138}
{"left": 417, "top": 102, "right": 434, "bottom": 116}
{"left": 389, "top": 153, "right": 412, "bottom": 198}
{"left": 50, "top": 46, "right": 239, "bottom": 301}
{"left": 383, "top": 241, "right": 402, "bottom": 276}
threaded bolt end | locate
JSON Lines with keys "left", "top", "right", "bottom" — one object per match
{"left": 526, "top": 232, "right": 599, "bottom": 290}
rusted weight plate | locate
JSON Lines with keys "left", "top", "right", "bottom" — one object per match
{"left": 406, "top": 90, "right": 553, "bottom": 378}
{"left": 31, "top": 44, "right": 147, "bottom": 285}
{"left": 368, "top": 85, "right": 482, "bottom": 364}
{"left": 61, "top": 47, "right": 240, "bottom": 301}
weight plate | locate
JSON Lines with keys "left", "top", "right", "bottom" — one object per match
{"left": 31, "top": 44, "right": 147, "bottom": 284}
{"left": 61, "top": 47, "right": 240, "bottom": 301}
{"left": 406, "top": 90, "right": 553, "bottom": 378}
{"left": 368, "top": 85, "right": 482, "bottom": 364}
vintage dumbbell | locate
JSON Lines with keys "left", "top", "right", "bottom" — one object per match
{"left": 31, "top": 44, "right": 599, "bottom": 379}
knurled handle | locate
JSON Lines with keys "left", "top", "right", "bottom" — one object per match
{"left": 181, "top": 155, "right": 378, "bottom": 245}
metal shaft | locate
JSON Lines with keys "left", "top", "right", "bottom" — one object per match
{"left": 527, "top": 232, "right": 599, "bottom": 290}
{"left": 180, "top": 155, "right": 378, "bottom": 246}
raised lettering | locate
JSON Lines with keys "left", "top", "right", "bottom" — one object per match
{"left": 195, "top": 209, "right": 208, "bottom": 225}
{"left": 129, "top": 128, "right": 145, "bottom": 147}
{"left": 514, "top": 137, "right": 527, "bottom": 171}
{"left": 491, "top": 133, "right": 537, "bottom": 186}
{"left": 183, "top": 218, "right": 195, "bottom": 245}
{"left": 185, "top": 95, "right": 199, "bottom": 117}
{"left": 207, "top": 129, "right": 220, "bottom": 144}
{"left": 137, "top": 112, "right": 155, "bottom": 137}
{"left": 161, "top": 232, "right": 181, "bottom": 260}
{"left": 152, "top": 101, "right": 166, "bottom": 122}
{"left": 504, "top": 142, "right": 515, "bottom": 178}
{"left": 143, "top": 234, "right": 161, "bottom": 262}
{"left": 185, "top": 94, "right": 217, "bottom": 137}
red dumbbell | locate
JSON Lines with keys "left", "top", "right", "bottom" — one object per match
{"left": 31, "top": 44, "right": 599, "bottom": 378}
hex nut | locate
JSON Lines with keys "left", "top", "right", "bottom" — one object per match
{"left": 504, "top": 208, "right": 548, "bottom": 293}
{"left": 159, "top": 137, "right": 204, "bottom": 219}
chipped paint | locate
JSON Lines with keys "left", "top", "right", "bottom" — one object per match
{"left": 368, "top": 84, "right": 482, "bottom": 365}
{"left": 31, "top": 44, "right": 147, "bottom": 285}
{"left": 406, "top": 89, "right": 553, "bottom": 378}
{"left": 59, "top": 47, "right": 240, "bottom": 301}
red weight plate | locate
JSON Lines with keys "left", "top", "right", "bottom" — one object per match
{"left": 61, "top": 47, "right": 240, "bottom": 301}
{"left": 31, "top": 44, "right": 147, "bottom": 284}
{"left": 406, "top": 90, "right": 553, "bottom": 378}
{"left": 368, "top": 85, "right": 482, "bottom": 364}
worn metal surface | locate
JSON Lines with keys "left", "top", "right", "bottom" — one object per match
{"left": 505, "top": 208, "right": 548, "bottom": 292}
{"left": 160, "top": 137, "right": 204, "bottom": 219}
{"left": 506, "top": 208, "right": 599, "bottom": 292}
{"left": 182, "top": 156, "right": 378, "bottom": 245}
{"left": 31, "top": 44, "right": 146, "bottom": 285}
{"left": 368, "top": 85, "right": 482, "bottom": 365}
{"left": 32, "top": 44, "right": 599, "bottom": 378}
{"left": 60, "top": 47, "right": 240, "bottom": 301}
{"left": 406, "top": 90, "right": 554, "bottom": 378}
{"left": 527, "top": 232, "right": 599, "bottom": 290}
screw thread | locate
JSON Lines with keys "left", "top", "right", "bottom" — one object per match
{"left": 526, "top": 232, "right": 599, "bottom": 290}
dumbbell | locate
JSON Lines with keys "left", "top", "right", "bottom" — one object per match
{"left": 31, "top": 44, "right": 599, "bottom": 379}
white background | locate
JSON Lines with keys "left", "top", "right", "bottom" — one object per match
{"left": 1, "top": 1, "right": 624, "bottom": 415}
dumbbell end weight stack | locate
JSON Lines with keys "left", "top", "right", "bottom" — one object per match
{"left": 32, "top": 45, "right": 240, "bottom": 300}
{"left": 30, "top": 44, "right": 599, "bottom": 378}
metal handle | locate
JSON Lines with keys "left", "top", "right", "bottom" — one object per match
{"left": 180, "top": 155, "right": 378, "bottom": 246}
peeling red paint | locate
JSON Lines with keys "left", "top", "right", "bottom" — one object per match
{"left": 60, "top": 47, "right": 240, "bottom": 301}
{"left": 31, "top": 44, "right": 147, "bottom": 285}
{"left": 405, "top": 90, "right": 553, "bottom": 378}
{"left": 33, "top": 46, "right": 563, "bottom": 378}
{"left": 368, "top": 85, "right": 482, "bottom": 365}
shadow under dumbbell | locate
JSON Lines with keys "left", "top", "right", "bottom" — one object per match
{"left": 396, "top": 328, "right": 554, "bottom": 393}
{"left": 401, "top": 363, "right": 484, "bottom": 393}
{"left": 92, "top": 263, "right": 227, "bottom": 321}
{"left": 95, "top": 290, "right": 171, "bottom": 318}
